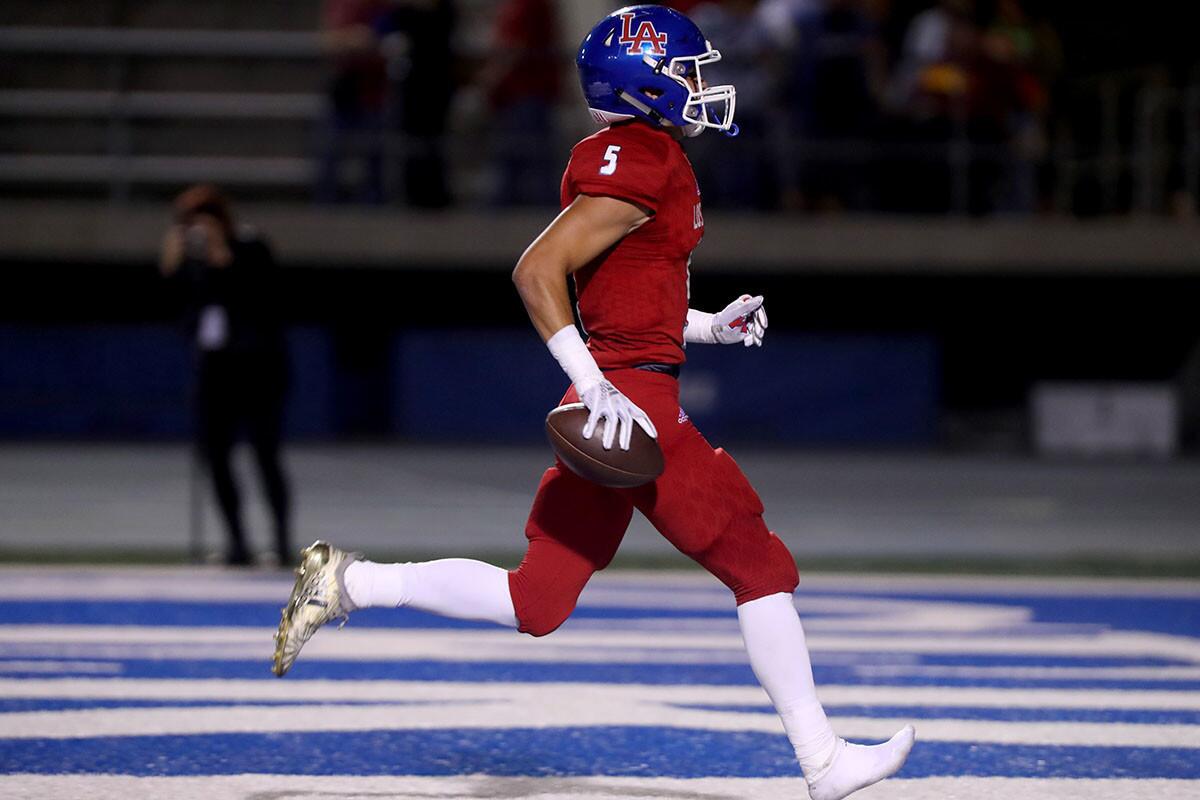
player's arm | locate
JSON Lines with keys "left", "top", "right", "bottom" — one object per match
{"left": 684, "top": 295, "right": 768, "bottom": 347}
{"left": 512, "top": 194, "right": 656, "bottom": 450}
{"left": 512, "top": 194, "right": 649, "bottom": 341}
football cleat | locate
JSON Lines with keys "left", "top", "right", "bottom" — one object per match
{"left": 272, "top": 540, "right": 361, "bottom": 677}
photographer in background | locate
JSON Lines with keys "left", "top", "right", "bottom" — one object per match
{"left": 160, "top": 185, "right": 292, "bottom": 567}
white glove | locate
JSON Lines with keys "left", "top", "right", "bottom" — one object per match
{"left": 546, "top": 326, "right": 658, "bottom": 451}
{"left": 578, "top": 378, "right": 658, "bottom": 451}
{"left": 685, "top": 294, "right": 768, "bottom": 347}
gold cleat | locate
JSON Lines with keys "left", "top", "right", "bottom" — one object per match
{"left": 272, "top": 540, "right": 361, "bottom": 677}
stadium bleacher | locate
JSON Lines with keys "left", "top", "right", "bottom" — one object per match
{"left": 1, "top": 1, "right": 325, "bottom": 198}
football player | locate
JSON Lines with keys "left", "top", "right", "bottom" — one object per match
{"left": 274, "top": 6, "right": 914, "bottom": 798}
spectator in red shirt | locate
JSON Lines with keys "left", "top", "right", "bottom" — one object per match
{"left": 481, "top": 0, "right": 562, "bottom": 205}
{"left": 661, "top": 0, "right": 710, "bottom": 13}
{"left": 316, "top": 0, "right": 389, "bottom": 203}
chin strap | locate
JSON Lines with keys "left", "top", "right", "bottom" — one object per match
{"left": 616, "top": 90, "right": 670, "bottom": 128}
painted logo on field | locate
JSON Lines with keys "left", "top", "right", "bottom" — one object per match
{"left": 0, "top": 570, "right": 1198, "bottom": 789}
{"left": 618, "top": 13, "right": 668, "bottom": 57}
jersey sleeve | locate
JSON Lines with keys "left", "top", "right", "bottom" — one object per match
{"left": 566, "top": 130, "right": 670, "bottom": 214}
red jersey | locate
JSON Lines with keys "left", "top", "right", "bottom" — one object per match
{"left": 561, "top": 121, "right": 704, "bottom": 370}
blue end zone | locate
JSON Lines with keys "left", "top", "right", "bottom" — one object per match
{"left": 1, "top": 575, "right": 1196, "bottom": 786}
{"left": 0, "top": 729, "right": 1196, "bottom": 779}
{"left": 4, "top": 698, "right": 1198, "bottom": 727}
{"left": 1, "top": 600, "right": 741, "bottom": 629}
{"left": 673, "top": 704, "right": 1200, "bottom": 725}
{"left": 6, "top": 592, "right": 1196, "bottom": 637}
{"left": 0, "top": 698, "right": 479, "bottom": 713}
{"left": 2, "top": 657, "right": 1197, "bottom": 691}
{"left": 829, "top": 592, "right": 1200, "bottom": 639}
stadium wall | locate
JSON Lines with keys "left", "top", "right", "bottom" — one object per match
{"left": 0, "top": 324, "right": 939, "bottom": 445}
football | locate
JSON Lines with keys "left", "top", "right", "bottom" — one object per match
{"left": 545, "top": 403, "right": 664, "bottom": 488}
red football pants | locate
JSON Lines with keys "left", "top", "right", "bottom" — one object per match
{"left": 508, "top": 368, "right": 799, "bottom": 637}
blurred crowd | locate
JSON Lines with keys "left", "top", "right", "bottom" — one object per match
{"left": 316, "top": 0, "right": 1063, "bottom": 214}
{"left": 684, "top": 0, "right": 1062, "bottom": 214}
{"left": 317, "top": 0, "right": 561, "bottom": 208}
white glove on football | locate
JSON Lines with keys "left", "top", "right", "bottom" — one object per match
{"left": 686, "top": 294, "right": 768, "bottom": 347}
{"left": 546, "top": 325, "right": 658, "bottom": 451}
{"left": 578, "top": 378, "right": 658, "bottom": 451}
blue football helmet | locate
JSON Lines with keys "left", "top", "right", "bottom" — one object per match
{"left": 576, "top": 5, "right": 738, "bottom": 138}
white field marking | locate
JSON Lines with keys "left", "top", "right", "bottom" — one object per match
{"left": 1, "top": 691, "right": 1196, "bottom": 748}
{"left": 0, "top": 573, "right": 1036, "bottom": 635}
{"left": 800, "top": 574, "right": 1200, "bottom": 598}
{"left": 5, "top": 643, "right": 1200, "bottom": 682}
{"left": 4, "top": 625, "right": 1198, "bottom": 664}
{"left": 4, "top": 678, "right": 1200, "bottom": 711}
{"left": 798, "top": 598, "right": 1032, "bottom": 633}
{"left": 0, "top": 592, "right": 1039, "bottom": 637}
{"left": 0, "top": 569, "right": 297, "bottom": 602}
{"left": 570, "top": 595, "right": 1035, "bottom": 634}
{"left": 0, "top": 644, "right": 906, "bottom": 667}
{"left": 0, "top": 566, "right": 1197, "bottom": 602}
{"left": 1, "top": 776, "right": 1197, "bottom": 800}
{"left": 0, "top": 644, "right": 768, "bottom": 665}
{"left": 602, "top": 570, "right": 1200, "bottom": 598}
{"left": 852, "top": 665, "right": 1200, "bottom": 681}
{"left": 0, "top": 661, "right": 122, "bottom": 674}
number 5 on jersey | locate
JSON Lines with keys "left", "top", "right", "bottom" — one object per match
{"left": 599, "top": 145, "right": 621, "bottom": 176}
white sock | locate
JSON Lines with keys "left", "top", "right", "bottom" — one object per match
{"left": 805, "top": 726, "right": 916, "bottom": 800}
{"left": 738, "top": 593, "right": 915, "bottom": 799}
{"left": 737, "top": 593, "right": 838, "bottom": 774}
{"left": 342, "top": 559, "right": 518, "bottom": 629}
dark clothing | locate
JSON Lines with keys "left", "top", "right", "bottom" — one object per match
{"left": 174, "top": 232, "right": 291, "bottom": 564}
{"left": 317, "top": 0, "right": 390, "bottom": 204}
{"left": 792, "top": 7, "right": 878, "bottom": 140}
{"left": 317, "top": 101, "right": 385, "bottom": 205}
{"left": 196, "top": 350, "right": 290, "bottom": 565}
{"left": 375, "top": 0, "right": 457, "bottom": 207}
{"left": 178, "top": 235, "right": 286, "bottom": 357}
{"left": 790, "top": 6, "right": 881, "bottom": 210}
{"left": 491, "top": 97, "right": 559, "bottom": 206}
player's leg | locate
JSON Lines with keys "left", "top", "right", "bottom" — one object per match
{"left": 274, "top": 540, "right": 520, "bottom": 675}
{"left": 508, "top": 464, "right": 634, "bottom": 636}
{"left": 632, "top": 416, "right": 913, "bottom": 799}
{"left": 343, "top": 463, "right": 631, "bottom": 631}
{"left": 739, "top": 593, "right": 915, "bottom": 800}
{"left": 203, "top": 425, "right": 244, "bottom": 562}
{"left": 274, "top": 461, "right": 631, "bottom": 675}
{"left": 342, "top": 556, "right": 517, "bottom": 628}
{"left": 245, "top": 360, "right": 292, "bottom": 562}
{"left": 197, "top": 358, "right": 249, "bottom": 565}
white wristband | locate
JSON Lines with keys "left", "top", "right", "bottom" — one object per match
{"left": 684, "top": 308, "right": 717, "bottom": 345}
{"left": 546, "top": 325, "right": 604, "bottom": 393}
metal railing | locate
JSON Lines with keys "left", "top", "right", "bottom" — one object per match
{"left": 0, "top": 89, "right": 322, "bottom": 120}
{"left": 2, "top": 26, "right": 1197, "bottom": 215}
{"left": 0, "top": 26, "right": 320, "bottom": 57}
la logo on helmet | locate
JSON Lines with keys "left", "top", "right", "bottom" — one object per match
{"left": 617, "top": 12, "right": 667, "bottom": 56}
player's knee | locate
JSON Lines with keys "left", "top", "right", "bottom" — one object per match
{"left": 508, "top": 566, "right": 585, "bottom": 638}
{"left": 694, "top": 515, "right": 799, "bottom": 606}
{"left": 517, "top": 601, "right": 575, "bottom": 637}
{"left": 730, "top": 533, "right": 799, "bottom": 605}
